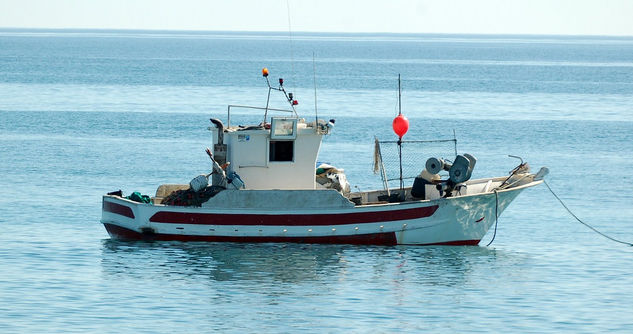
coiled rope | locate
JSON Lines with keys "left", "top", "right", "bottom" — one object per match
{"left": 544, "top": 180, "right": 633, "bottom": 247}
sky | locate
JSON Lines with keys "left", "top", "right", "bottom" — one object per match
{"left": 0, "top": 0, "right": 632, "bottom": 36}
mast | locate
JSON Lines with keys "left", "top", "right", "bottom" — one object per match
{"left": 313, "top": 52, "right": 318, "bottom": 127}
{"left": 398, "top": 74, "right": 402, "bottom": 116}
{"left": 398, "top": 74, "right": 403, "bottom": 190}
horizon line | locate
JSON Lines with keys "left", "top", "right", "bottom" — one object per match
{"left": 1, "top": 27, "right": 632, "bottom": 39}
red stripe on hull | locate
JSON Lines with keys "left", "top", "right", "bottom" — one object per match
{"left": 149, "top": 205, "right": 438, "bottom": 226}
{"left": 103, "top": 201, "right": 135, "bottom": 218}
{"left": 103, "top": 224, "right": 479, "bottom": 246}
{"left": 104, "top": 223, "right": 144, "bottom": 239}
{"left": 104, "top": 223, "right": 398, "bottom": 245}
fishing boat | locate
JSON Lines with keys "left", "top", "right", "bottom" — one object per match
{"left": 101, "top": 69, "right": 547, "bottom": 245}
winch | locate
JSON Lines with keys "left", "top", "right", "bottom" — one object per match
{"left": 412, "top": 154, "right": 477, "bottom": 198}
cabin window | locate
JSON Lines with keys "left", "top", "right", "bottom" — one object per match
{"left": 269, "top": 140, "right": 294, "bottom": 162}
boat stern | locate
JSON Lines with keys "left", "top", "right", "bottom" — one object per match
{"left": 101, "top": 195, "right": 149, "bottom": 240}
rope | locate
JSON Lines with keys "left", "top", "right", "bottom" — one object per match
{"left": 544, "top": 180, "right": 633, "bottom": 247}
{"left": 486, "top": 189, "right": 499, "bottom": 246}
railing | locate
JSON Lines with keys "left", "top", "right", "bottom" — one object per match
{"left": 226, "top": 105, "right": 296, "bottom": 128}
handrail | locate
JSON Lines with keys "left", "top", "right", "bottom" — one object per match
{"left": 227, "top": 104, "right": 295, "bottom": 127}
{"left": 378, "top": 139, "right": 457, "bottom": 144}
{"left": 377, "top": 135, "right": 458, "bottom": 157}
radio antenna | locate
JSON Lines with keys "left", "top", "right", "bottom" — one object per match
{"left": 313, "top": 52, "right": 318, "bottom": 126}
{"left": 286, "top": 0, "right": 295, "bottom": 90}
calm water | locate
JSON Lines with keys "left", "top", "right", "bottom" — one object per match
{"left": 1, "top": 29, "right": 633, "bottom": 333}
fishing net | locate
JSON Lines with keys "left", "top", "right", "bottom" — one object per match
{"left": 161, "top": 186, "right": 225, "bottom": 207}
{"left": 373, "top": 137, "right": 457, "bottom": 187}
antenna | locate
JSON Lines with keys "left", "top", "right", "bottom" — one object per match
{"left": 398, "top": 73, "right": 402, "bottom": 115}
{"left": 261, "top": 68, "right": 299, "bottom": 123}
{"left": 313, "top": 52, "right": 318, "bottom": 127}
{"left": 286, "top": 0, "right": 295, "bottom": 90}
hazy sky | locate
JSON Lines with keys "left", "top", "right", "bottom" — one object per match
{"left": 1, "top": 0, "right": 632, "bottom": 36}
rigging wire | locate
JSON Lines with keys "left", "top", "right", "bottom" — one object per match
{"left": 543, "top": 180, "right": 633, "bottom": 247}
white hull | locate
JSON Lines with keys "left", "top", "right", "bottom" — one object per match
{"left": 101, "top": 179, "right": 541, "bottom": 245}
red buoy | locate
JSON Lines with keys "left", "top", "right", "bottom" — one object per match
{"left": 392, "top": 114, "right": 409, "bottom": 138}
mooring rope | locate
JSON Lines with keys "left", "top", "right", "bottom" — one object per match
{"left": 544, "top": 180, "right": 633, "bottom": 247}
{"left": 486, "top": 189, "right": 499, "bottom": 246}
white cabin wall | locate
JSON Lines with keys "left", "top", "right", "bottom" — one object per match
{"left": 229, "top": 131, "right": 268, "bottom": 168}
{"left": 225, "top": 127, "right": 323, "bottom": 190}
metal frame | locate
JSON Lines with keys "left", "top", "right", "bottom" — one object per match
{"left": 227, "top": 105, "right": 294, "bottom": 128}
{"left": 375, "top": 134, "right": 459, "bottom": 189}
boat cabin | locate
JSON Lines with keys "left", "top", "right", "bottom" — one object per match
{"left": 210, "top": 116, "right": 327, "bottom": 190}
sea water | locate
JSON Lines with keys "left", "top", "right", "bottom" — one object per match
{"left": 1, "top": 29, "right": 633, "bottom": 333}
